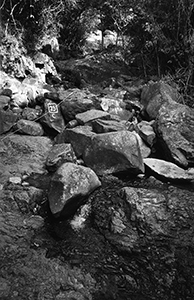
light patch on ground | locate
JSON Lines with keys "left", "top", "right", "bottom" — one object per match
{"left": 70, "top": 203, "right": 91, "bottom": 231}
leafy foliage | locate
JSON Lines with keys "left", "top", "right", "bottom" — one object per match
{"left": 0, "top": 0, "right": 78, "bottom": 52}
{"left": 1, "top": 0, "right": 194, "bottom": 102}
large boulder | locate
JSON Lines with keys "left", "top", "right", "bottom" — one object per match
{"left": 59, "top": 128, "right": 144, "bottom": 175}
{"left": 140, "top": 81, "right": 183, "bottom": 119}
{"left": 83, "top": 130, "right": 144, "bottom": 175}
{"left": 59, "top": 88, "right": 101, "bottom": 122}
{"left": 141, "top": 81, "right": 194, "bottom": 167}
{"left": 156, "top": 102, "right": 194, "bottom": 167}
{"left": 48, "top": 162, "right": 101, "bottom": 217}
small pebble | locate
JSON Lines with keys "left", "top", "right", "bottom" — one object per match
{"left": 22, "top": 182, "right": 30, "bottom": 187}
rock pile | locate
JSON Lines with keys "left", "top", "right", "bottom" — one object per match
{"left": 1, "top": 64, "right": 194, "bottom": 218}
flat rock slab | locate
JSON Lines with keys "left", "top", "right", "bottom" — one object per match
{"left": 144, "top": 158, "right": 194, "bottom": 181}
{"left": 48, "top": 162, "right": 101, "bottom": 217}
{"left": 75, "top": 109, "right": 110, "bottom": 125}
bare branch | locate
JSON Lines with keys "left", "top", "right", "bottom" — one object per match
{"left": 0, "top": 0, "right": 6, "bottom": 10}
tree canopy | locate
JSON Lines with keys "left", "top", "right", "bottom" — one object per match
{"left": 1, "top": 0, "right": 194, "bottom": 94}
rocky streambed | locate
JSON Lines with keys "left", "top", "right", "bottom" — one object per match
{"left": 1, "top": 53, "right": 194, "bottom": 299}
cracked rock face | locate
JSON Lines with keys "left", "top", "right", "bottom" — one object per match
{"left": 144, "top": 158, "right": 194, "bottom": 181}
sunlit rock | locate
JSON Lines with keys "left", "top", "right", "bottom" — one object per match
{"left": 144, "top": 158, "right": 194, "bottom": 181}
